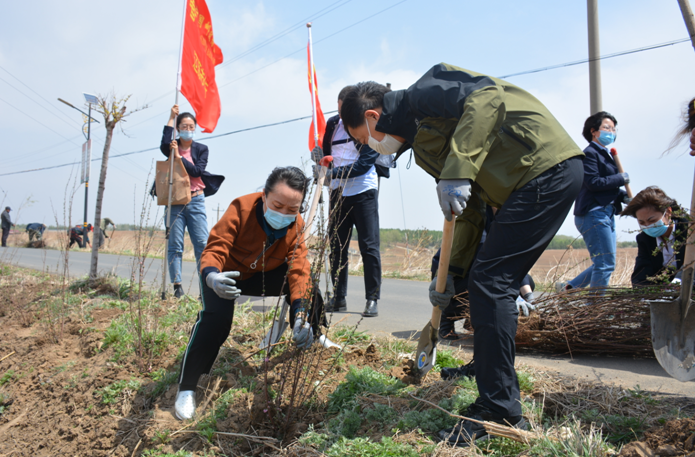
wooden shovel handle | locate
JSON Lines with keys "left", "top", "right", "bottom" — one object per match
{"left": 683, "top": 163, "right": 695, "bottom": 271}
{"left": 432, "top": 216, "right": 457, "bottom": 329}
{"left": 610, "top": 148, "right": 633, "bottom": 198}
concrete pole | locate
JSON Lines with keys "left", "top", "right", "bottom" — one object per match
{"left": 587, "top": 0, "right": 603, "bottom": 114}
{"left": 678, "top": 0, "right": 695, "bottom": 52}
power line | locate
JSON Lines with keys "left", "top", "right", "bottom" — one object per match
{"left": 0, "top": 64, "right": 80, "bottom": 127}
{"left": 141, "top": 0, "right": 353, "bottom": 108}
{"left": 126, "top": 0, "right": 405, "bottom": 131}
{"left": 0, "top": 110, "right": 337, "bottom": 177}
{"left": 3, "top": 34, "right": 690, "bottom": 178}
{"left": 0, "top": 96, "right": 82, "bottom": 145}
{"left": 498, "top": 37, "right": 690, "bottom": 79}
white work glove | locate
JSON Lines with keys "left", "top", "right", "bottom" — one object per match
{"left": 516, "top": 295, "right": 536, "bottom": 317}
{"left": 671, "top": 277, "right": 682, "bottom": 285}
{"left": 622, "top": 195, "right": 632, "bottom": 205}
{"left": 429, "top": 275, "right": 455, "bottom": 310}
{"left": 205, "top": 271, "right": 241, "bottom": 300}
{"left": 311, "top": 146, "right": 323, "bottom": 163}
{"left": 621, "top": 172, "right": 630, "bottom": 184}
{"left": 312, "top": 164, "right": 331, "bottom": 186}
{"left": 293, "top": 319, "right": 314, "bottom": 349}
{"left": 436, "top": 179, "right": 471, "bottom": 221}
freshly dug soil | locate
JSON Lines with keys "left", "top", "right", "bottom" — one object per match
{"left": 618, "top": 418, "right": 695, "bottom": 457}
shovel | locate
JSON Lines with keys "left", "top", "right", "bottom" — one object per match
{"left": 649, "top": 164, "right": 695, "bottom": 382}
{"left": 415, "top": 216, "right": 456, "bottom": 377}
{"left": 259, "top": 156, "right": 334, "bottom": 349}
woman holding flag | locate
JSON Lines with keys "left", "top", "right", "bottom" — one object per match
{"left": 160, "top": 105, "right": 224, "bottom": 298}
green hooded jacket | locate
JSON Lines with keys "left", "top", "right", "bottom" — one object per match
{"left": 376, "top": 63, "right": 583, "bottom": 277}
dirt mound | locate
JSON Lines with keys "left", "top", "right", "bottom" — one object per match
{"left": 618, "top": 418, "right": 695, "bottom": 457}
{"left": 388, "top": 358, "right": 421, "bottom": 385}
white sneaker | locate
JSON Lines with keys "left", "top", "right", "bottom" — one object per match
{"left": 318, "top": 335, "right": 342, "bottom": 349}
{"left": 175, "top": 390, "right": 196, "bottom": 420}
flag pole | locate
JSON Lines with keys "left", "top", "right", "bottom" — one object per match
{"left": 307, "top": 23, "right": 320, "bottom": 148}
{"left": 304, "top": 22, "right": 325, "bottom": 234}
{"left": 162, "top": 0, "right": 188, "bottom": 300}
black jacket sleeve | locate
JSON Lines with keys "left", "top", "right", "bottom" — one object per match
{"left": 160, "top": 125, "right": 208, "bottom": 178}
{"left": 631, "top": 233, "right": 662, "bottom": 286}
{"left": 583, "top": 147, "right": 626, "bottom": 192}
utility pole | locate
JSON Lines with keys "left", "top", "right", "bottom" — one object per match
{"left": 678, "top": 0, "right": 695, "bottom": 53}
{"left": 58, "top": 95, "right": 100, "bottom": 248}
{"left": 216, "top": 203, "right": 220, "bottom": 223}
{"left": 587, "top": 0, "right": 603, "bottom": 114}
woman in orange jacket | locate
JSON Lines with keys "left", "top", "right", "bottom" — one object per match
{"left": 175, "top": 166, "right": 327, "bottom": 420}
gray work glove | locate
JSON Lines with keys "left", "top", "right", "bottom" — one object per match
{"left": 429, "top": 274, "right": 455, "bottom": 310}
{"left": 206, "top": 271, "right": 241, "bottom": 300}
{"left": 621, "top": 172, "right": 630, "bottom": 184}
{"left": 292, "top": 318, "right": 314, "bottom": 349}
{"left": 311, "top": 146, "right": 323, "bottom": 163}
{"left": 312, "top": 164, "right": 331, "bottom": 186}
{"left": 436, "top": 179, "right": 471, "bottom": 221}
{"left": 622, "top": 195, "right": 632, "bottom": 205}
{"left": 516, "top": 296, "right": 536, "bottom": 317}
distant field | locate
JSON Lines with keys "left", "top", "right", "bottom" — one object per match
{"left": 4, "top": 229, "right": 637, "bottom": 286}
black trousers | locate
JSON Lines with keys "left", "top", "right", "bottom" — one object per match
{"left": 1, "top": 228, "right": 8, "bottom": 247}
{"left": 468, "top": 156, "right": 583, "bottom": 419}
{"left": 329, "top": 188, "right": 382, "bottom": 300}
{"left": 178, "top": 265, "right": 324, "bottom": 391}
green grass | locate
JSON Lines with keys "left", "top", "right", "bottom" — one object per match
{"left": 325, "top": 436, "right": 421, "bottom": 457}
{"left": 331, "top": 326, "right": 371, "bottom": 345}
{"left": 0, "top": 370, "right": 15, "bottom": 387}
{"left": 97, "top": 378, "right": 142, "bottom": 405}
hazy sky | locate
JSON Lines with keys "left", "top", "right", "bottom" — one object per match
{"left": 1, "top": 0, "right": 694, "bottom": 243}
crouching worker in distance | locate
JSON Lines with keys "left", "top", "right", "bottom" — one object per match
{"left": 175, "top": 166, "right": 326, "bottom": 421}
{"left": 620, "top": 186, "right": 690, "bottom": 286}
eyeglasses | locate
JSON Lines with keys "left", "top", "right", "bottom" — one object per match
{"left": 599, "top": 125, "right": 617, "bottom": 132}
{"left": 178, "top": 125, "right": 195, "bottom": 131}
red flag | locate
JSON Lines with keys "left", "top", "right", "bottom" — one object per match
{"left": 180, "top": 0, "right": 224, "bottom": 133}
{"left": 307, "top": 44, "right": 326, "bottom": 150}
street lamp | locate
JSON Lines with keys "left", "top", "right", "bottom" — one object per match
{"left": 58, "top": 94, "right": 100, "bottom": 248}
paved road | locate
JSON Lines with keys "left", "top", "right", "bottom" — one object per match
{"left": 2, "top": 246, "right": 693, "bottom": 397}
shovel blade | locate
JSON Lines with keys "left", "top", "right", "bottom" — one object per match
{"left": 415, "top": 321, "right": 438, "bottom": 376}
{"left": 650, "top": 298, "right": 695, "bottom": 382}
{"left": 259, "top": 300, "right": 290, "bottom": 350}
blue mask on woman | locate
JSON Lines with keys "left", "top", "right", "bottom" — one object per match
{"left": 179, "top": 130, "right": 195, "bottom": 141}
{"left": 598, "top": 130, "right": 615, "bottom": 146}
{"left": 264, "top": 207, "right": 296, "bottom": 230}
{"left": 640, "top": 214, "right": 668, "bottom": 238}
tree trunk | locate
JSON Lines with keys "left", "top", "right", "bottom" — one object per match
{"left": 89, "top": 123, "right": 115, "bottom": 282}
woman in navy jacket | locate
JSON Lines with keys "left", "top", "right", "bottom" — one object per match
{"left": 156, "top": 105, "right": 225, "bottom": 298}
{"left": 558, "top": 112, "right": 630, "bottom": 292}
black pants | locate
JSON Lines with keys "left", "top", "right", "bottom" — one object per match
{"left": 468, "top": 156, "right": 583, "bottom": 419}
{"left": 178, "top": 265, "right": 324, "bottom": 391}
{"left": 1, "top": 228, "right": 8, "bottom": 247}
{"left": 329, "top": 188, "right": 382, "bottom": 300}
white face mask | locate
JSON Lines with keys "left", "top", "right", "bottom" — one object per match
{"left": 365, "top": 119, "right": 404, "bottom": 155}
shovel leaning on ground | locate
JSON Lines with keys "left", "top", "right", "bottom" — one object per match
{"left": 259, "top": 156, "right": 334, "bottom": 351}
{"left": 649, "top": 164, "right": 695, "bottom": 382}
{"left": 415, "top": 215, "right": 456, "bottom": 377}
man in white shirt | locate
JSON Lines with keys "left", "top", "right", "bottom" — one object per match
{"left": 314, "top": 86, "right": 382, "bottom": 317}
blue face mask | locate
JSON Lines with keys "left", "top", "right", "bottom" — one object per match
{"left": 598, "top": 130, "right": 615, "bottom": 146}
{"left": 640, "top": 213, "right": 669, "bottom": 238}
{"left": 264, "top": 207, "right": 296, "bottom": 230}
{"left": 179, "top": 130, "right": 195, "bottom": 141}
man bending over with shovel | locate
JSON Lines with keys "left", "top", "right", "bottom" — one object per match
{"left": 175, "top": 166, "right": 330, "bottom": 421}
{"left": 341, "top": 64, "right": 584, "bottom": 447}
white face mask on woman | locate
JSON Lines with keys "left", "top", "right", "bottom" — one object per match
{"left": 365, "top": 119, "right": 404, "bottom": 155}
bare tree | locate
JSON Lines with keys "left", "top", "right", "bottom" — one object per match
{"left": 88, "top": 93, "right": 146, "bottom": 282}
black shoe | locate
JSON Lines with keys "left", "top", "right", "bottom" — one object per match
{"left": 438, "top": 404, "right": 526, "bottom": 447}
{"left": 362, "top": 300, "right": 378, "bottom": 317}
{"left": 173, "top": 284, "right": 184, "bottom": 299}
{"left": 441, "top": 359, "right": 475, "bottom": 380}
{"left": 326, "top": 296, "right": 347, "bottom": 312}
